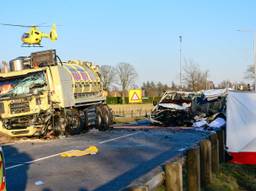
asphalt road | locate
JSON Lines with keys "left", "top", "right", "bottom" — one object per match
{"left": 3, "top": 128, "right": 210, "bottom": 191}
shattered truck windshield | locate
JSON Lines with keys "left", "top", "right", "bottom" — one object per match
{"left": 0, "top": 71, "right": 46, "bottom": 98}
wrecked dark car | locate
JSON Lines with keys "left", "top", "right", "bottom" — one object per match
{"left": 150, "top": 89, "right": 227, "bottom": 127}
{"left": 150, "top": 91, "right": 195, "bottom": 126}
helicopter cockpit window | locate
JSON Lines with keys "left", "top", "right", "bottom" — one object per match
{"left": 22, "top": 33, "right": 29, "bottom": 38}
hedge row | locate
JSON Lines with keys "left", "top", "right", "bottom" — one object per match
{"left": 106, "top": 96, "right": 161, "bottom": 104}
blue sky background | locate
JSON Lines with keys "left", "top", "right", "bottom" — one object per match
{"left": 0, "top": 1, "right": 255, "bottom": 85}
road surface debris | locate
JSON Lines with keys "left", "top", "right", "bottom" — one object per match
{"left": 60, "top": 146, "right": 98, "bottom": 158}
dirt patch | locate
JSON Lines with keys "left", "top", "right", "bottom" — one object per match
{"left": 0, "top": 133, "right": 16, "bottom": 144}
{"left": 0, "top": 133, "right": 53, "bottom": 145}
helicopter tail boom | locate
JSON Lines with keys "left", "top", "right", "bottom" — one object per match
{"left": 49, "top": 24, "right": 57, "bottom": 41}
{"left": 42, "top": 24, "right": 57, "bottom": 41}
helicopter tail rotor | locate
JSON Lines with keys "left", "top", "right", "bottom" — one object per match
{"left": 49, "top": 24, "right": 58, "bottom": 41}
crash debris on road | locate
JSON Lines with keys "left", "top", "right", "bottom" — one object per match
{"left": 60, "top": 145, "right": 98, "bottom": 158}
{"left": 150, "top": 89, "right": 227, "bottom": 128}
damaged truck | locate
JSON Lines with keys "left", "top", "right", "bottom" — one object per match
{"left": 150, "top": 89, "right": 226, "bottom": 126}
{"left": 0, "top": 49, "right": 112, "bottom": 137}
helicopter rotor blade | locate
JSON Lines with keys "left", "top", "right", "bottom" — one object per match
{"left": 37, "top": 24, "right": 63, "bottom": 27}
{"left": 36, "top": 23, "right": 52, "bottom": 27}
{"left": 0, "top": 23, "right": 34, "bottom": 27}
{"left": 37, "top": 25, "right": 52, "bottom": 28}
{"left": 0, "top": 23, "right": 62, "bottom": 28}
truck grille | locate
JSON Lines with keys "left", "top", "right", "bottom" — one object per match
{"left": 10, "top": 102, "right": 30, "bottom": 114}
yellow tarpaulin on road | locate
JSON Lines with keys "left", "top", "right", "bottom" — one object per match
{"left": 60, "top": 146, "right": 98, "bottom": 158}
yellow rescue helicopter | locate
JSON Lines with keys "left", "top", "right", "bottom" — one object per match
{"left": 0, "top": 23, "right": 58, "bottom": 47}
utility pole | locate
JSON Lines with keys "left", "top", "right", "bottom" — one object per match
{"left": 179, "top": 35, "right": 182, "bottom": 89}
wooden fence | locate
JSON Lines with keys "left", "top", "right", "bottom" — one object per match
{"left": 109, "top": 104, "right": 153, "bottom": 118}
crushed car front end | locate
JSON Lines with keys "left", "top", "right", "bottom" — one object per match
{"left": 150, "top": 91, "right": 195, "bottom": 126}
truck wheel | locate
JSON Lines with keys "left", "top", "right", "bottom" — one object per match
{"left": 79, "top": 110, "right": 88, "bottom": 132}
{"left": 53, "top": 113, "right": 67, "bottom": 136}
{"left": 84, "top": 107, "right": 96, "bottom": 130}
{"left": 65, "top": 110, "right": 82, "bottom": 135}
{"left": 96, "top": 106, "right": 103, "bottom": 130}
{"left": 101, "top": 105, "right": 113, "bottom": 130}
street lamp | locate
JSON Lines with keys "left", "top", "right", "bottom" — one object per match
{"left": 179, "top": 35, "right": 182, "bottom": 89}
{"left": 237, "top": 29, "right": 256, "bottom": 91}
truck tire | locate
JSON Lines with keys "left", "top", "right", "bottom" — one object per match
{"left": 65, "top": 109, "right": 82, "bottom": 135}
{"left": 84, "top": 107, "right": 96, "bottom": 130}
{"left": 95, "top": 106, "right": 104, "bottom": 130}
{"left": 79, "top": 110, "right": 88, "bottom": 133}
{"left": 101, "top": 105, "right": 113, "bottom": 130}
{"left": 53, "top": 112, "right": 67, "bottom": 136}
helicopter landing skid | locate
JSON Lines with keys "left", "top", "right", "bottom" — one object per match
{"left": 21, "top": 44, "right": 43, "bottom": 48}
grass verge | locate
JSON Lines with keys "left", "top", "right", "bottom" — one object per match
{"left": 113, "top": 116, "right": 146, "bottom": 124}
{"left": 205, "top": 163, "right": 256, "bottom": 191}
{"left": 155, "top": 163, "right": 256, "bottom": 191}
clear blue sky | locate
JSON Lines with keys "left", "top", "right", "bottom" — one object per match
{"left": 0, "top": 1, "right": 255, "bottom": 85}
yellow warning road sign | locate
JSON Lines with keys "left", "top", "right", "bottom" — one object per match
{"left": 129, "top": 89, "right": 142, "bottom": 103}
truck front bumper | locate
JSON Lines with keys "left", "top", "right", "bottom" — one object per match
{"left": 0, "top": 121, "right": 39, "bottom": 137}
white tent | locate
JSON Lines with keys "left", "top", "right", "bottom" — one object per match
{"left": 227, "top": 91, "right": 256, "bottom": 164}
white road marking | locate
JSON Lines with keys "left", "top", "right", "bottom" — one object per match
{"left": 6, "top": 153, "right": 61, "bottom": 170}
{"left": 5, "top": 164, "right": 23, "bottom": 170}
{"left": 98, "top": 132, "right": 139, "bottom": 144}
{"left": 5, "top": 132, "right": 140, "bottom": 171}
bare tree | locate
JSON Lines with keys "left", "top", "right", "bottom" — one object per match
{"left": 116, "top": 63, "right": 138, "bottom": 103}
{"left": 218, "top": 80, "right": 233, "bottom": 89}
{"left": 100, "top": 65, "right": 116, "bottom": 91}
{"left": 183, "top": 60, "right": 209, "bottom": 91}
{"left": 245, "top": 64, "right": 255, "bottom": 80}
{"left": 171, "top": 81, "right": 178, "bottom": 91}
{"left": 1, "top": 61, "right": 8, "bottom": 73}
{"left": 142, "top": 81, "right": 171, "bottom": 97}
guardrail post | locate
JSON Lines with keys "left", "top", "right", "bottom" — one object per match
{"left": 200, "top": 140, "right": 212, "bottom": 187}
{"left": 209, "top": 133, "right": 219, "bottom": 173}
{"left": 165, "top": 160, "right": 183, "bottom": 191}
{"left": 187, "top": 146, "right": 200, "bottom": 191}
{"left": 216, "top": 129, "right": 225, "bottom": 163}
